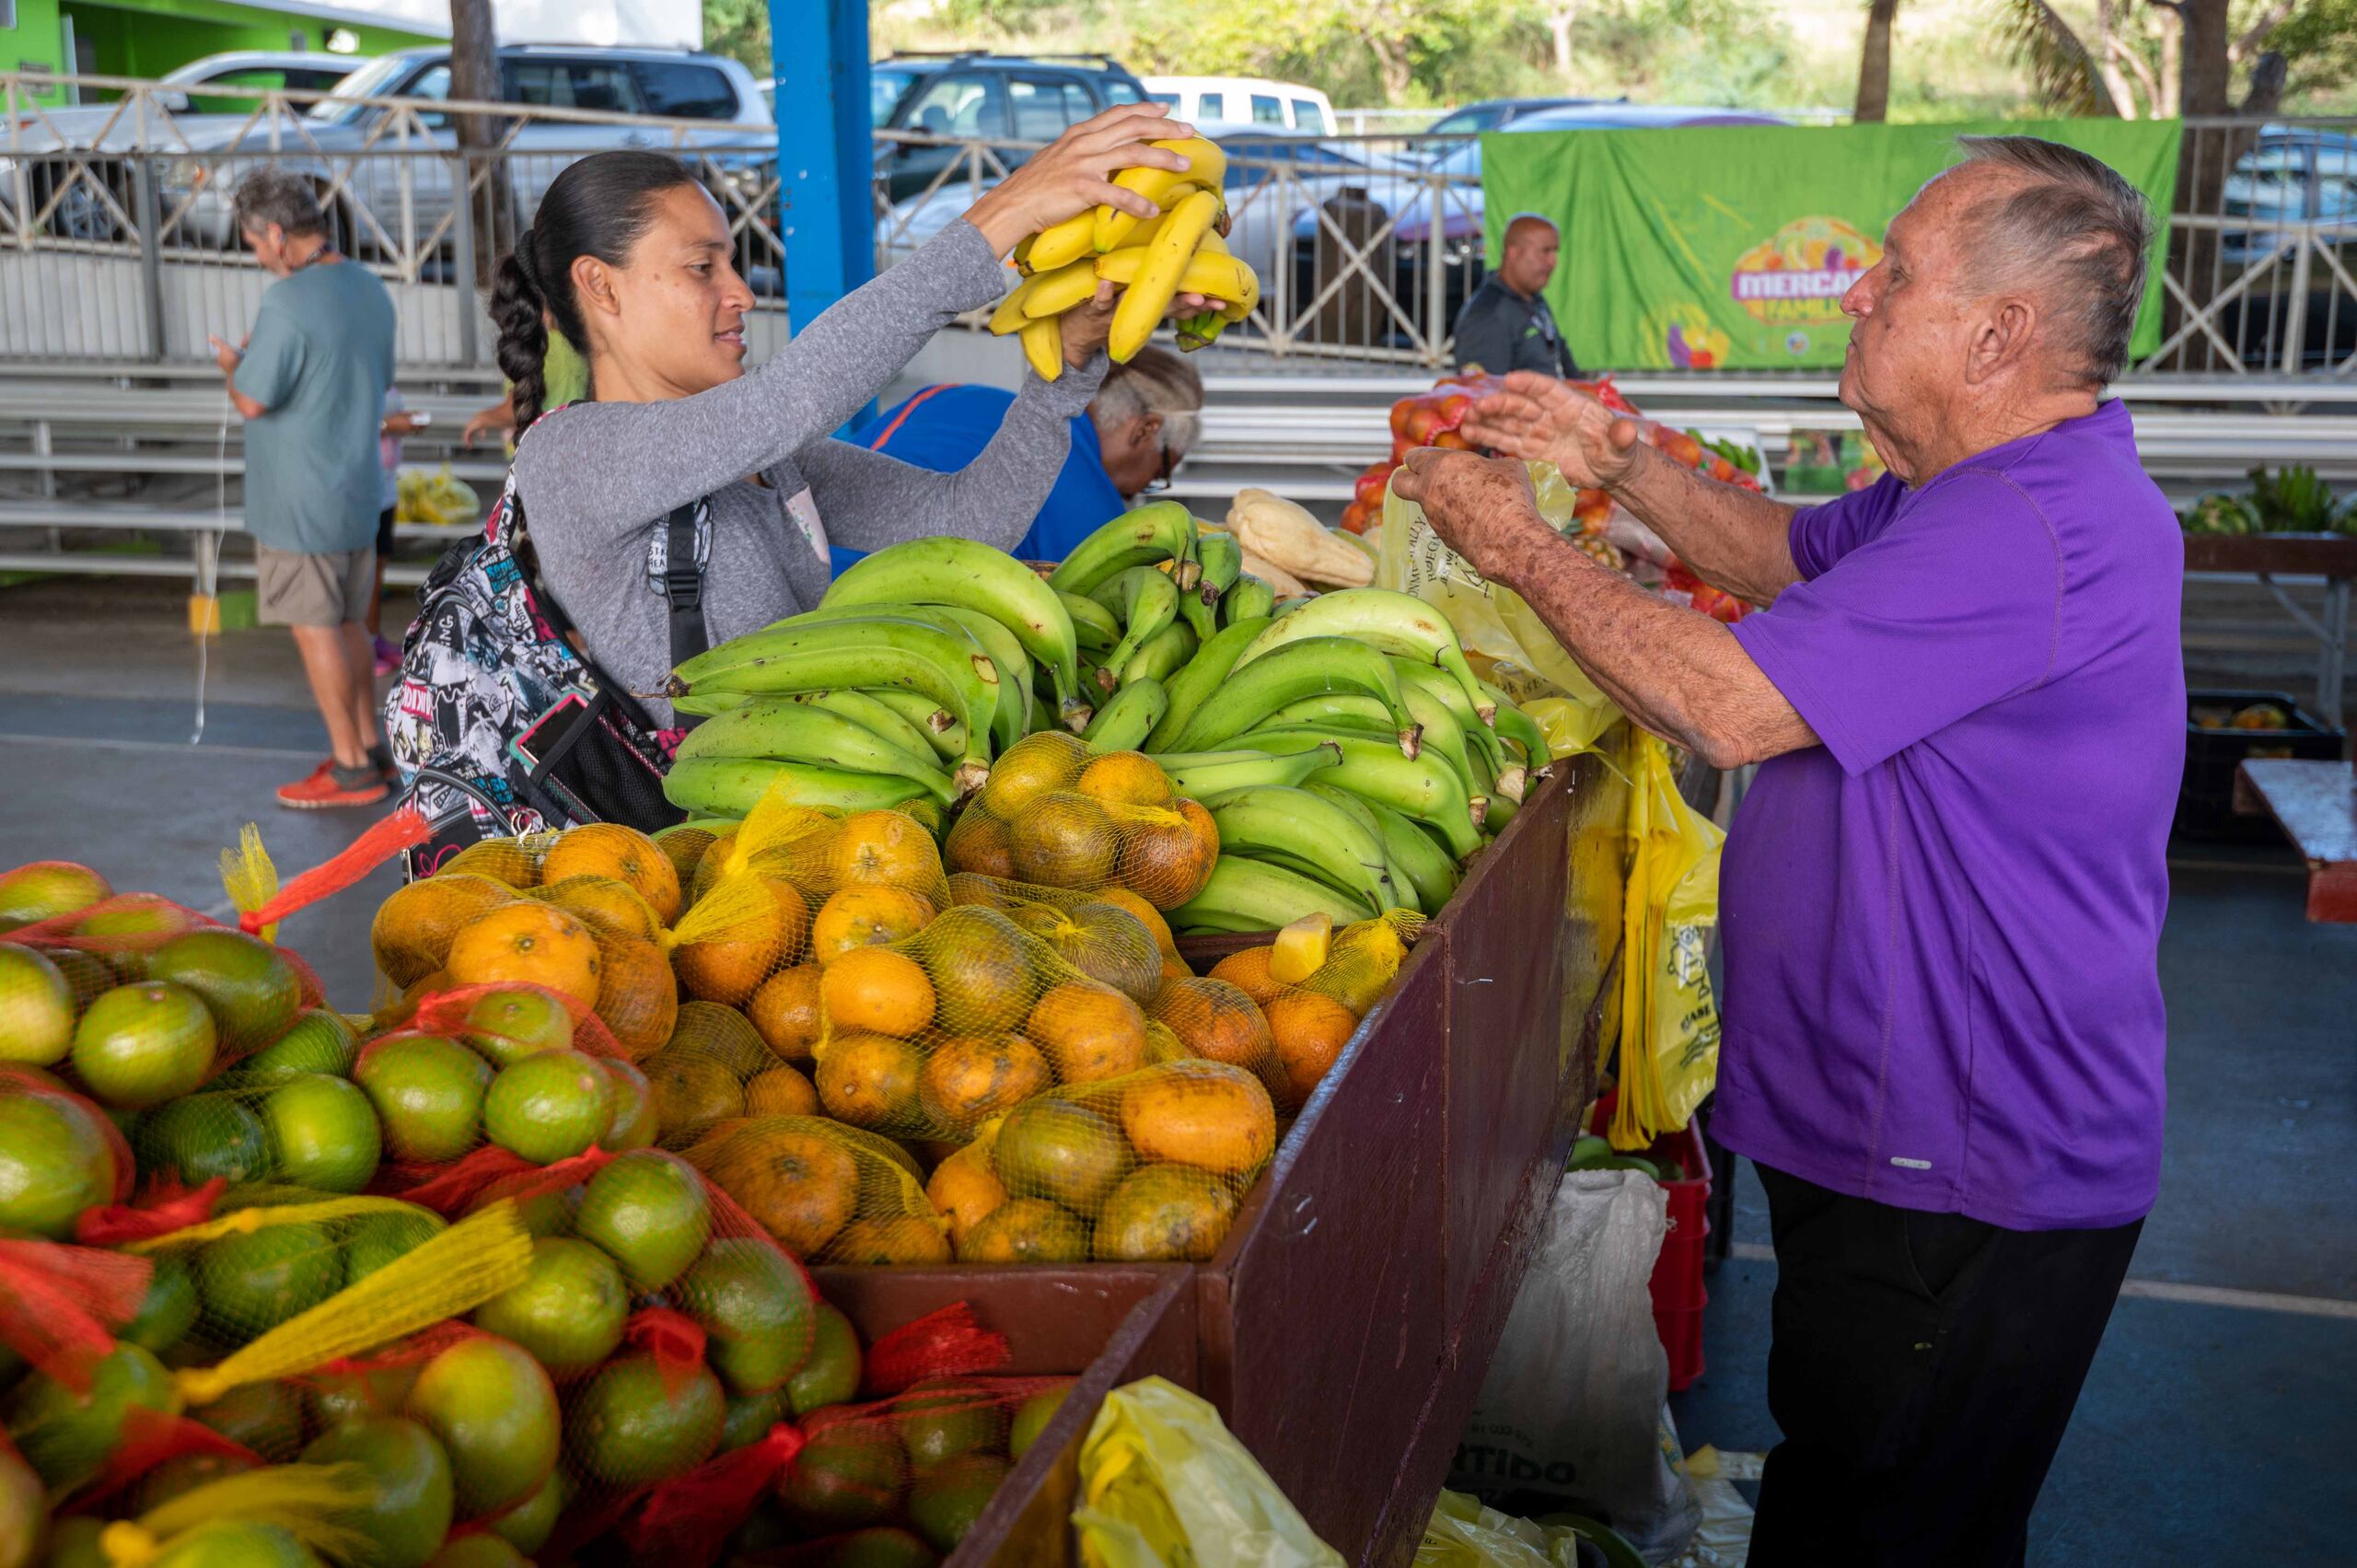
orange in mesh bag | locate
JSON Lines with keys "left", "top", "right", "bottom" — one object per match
{"left": 946, "top": 738, "right": 1219, "bottom": 912}
{"left": 691, "top": 1116, "right": 952, "bottom": 1265}
{"left": 1211, "top": 911, "right": 1424, "bottom": 1104}
{"left": 973, "top": 1059, "right": 1276, "bottom": 1264}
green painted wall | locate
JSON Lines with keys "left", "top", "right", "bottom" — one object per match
{"left": 4, "top": 0, "right": 435, "bottom": 105}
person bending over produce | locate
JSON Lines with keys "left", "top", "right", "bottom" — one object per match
{"left": 1397, "top": 136, "right": 2179, "bottom": 1567}
{"left": 483, "top": 104, "right": 1221, "bottom": 726}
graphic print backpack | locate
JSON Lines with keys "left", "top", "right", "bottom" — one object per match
{"left": 382, "top": 462, "right": 707, "bottom": 876}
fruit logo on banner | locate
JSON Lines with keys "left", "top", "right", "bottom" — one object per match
{"left": 1476, "top": 118, "right": 2180, "bottom": 371}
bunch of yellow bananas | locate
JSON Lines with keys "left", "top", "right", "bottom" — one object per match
{"left": 988, "top": 137, "right": 1261, "bottom": 380}
{"left": 394, "top": 466, "right": 479, "bottom": 527}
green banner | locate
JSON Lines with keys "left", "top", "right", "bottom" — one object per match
{"left": 1478, "top": 120, "right": 2180, "bottom": 371}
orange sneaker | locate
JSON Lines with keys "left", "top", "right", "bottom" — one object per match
{"left": 278, "top": 760, "right": 390, "bottom": 810}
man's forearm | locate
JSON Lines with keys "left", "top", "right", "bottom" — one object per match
{"left": 1609, "top": 442, "right": 1801, "bottom": 606}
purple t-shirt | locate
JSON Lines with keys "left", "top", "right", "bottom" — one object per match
{"left": 1717, "top": 401, "right": 2183, "bottom": 1231}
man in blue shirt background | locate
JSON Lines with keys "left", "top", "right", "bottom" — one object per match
{"left": 841, "top": 347, "right": 1203, "bottom": 569}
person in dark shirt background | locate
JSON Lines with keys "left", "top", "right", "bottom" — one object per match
{"left": 1452, "top": 213, "right": 1581, "bottom": 377}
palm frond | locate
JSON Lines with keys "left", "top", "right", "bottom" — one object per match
{"left": 1990, "top": 0, "right": 2114, "bottom": 115}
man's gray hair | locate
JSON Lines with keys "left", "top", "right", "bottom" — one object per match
{"left": 1953, "top": 134, "right": 2154, "bottom": 388}
{"left": 1089, "top": 345, "right": 1204, "bottom": 458}
{"left": 231, "top": 166, "right": 326, "bottom": 239}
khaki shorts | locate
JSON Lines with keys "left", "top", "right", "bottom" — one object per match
{"left": 257, "top": 543, "right": 375, "bottom": 627}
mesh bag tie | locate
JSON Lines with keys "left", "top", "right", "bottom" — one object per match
{"left": 0, "top": 1236, "right": 152, "bottom": 1390}
{"left": 623, "top": 1306, "right": 710, "bottom": 1397}
{"left": 61, "top": 1407, "right": 266, "bottom": 1517}
{"left": 76, "top": 1177, "right": 227, "bottom": 1248}
{"left": 861, "top": 1302, "right": 1012, "bottom": 1398}
{"left": 228, "top": 808, "right": 431, "bottom": 939}
{"left": 627, "top": 1419, "right": 808, "bottom": 1568}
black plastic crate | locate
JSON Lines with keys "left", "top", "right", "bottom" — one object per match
{"left": 2177, "top": 689, "right": 2347, "bottom": 840}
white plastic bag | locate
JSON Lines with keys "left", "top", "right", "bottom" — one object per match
{"left": 1448, "top": 1169, "right": 1701, "bottom": 1562}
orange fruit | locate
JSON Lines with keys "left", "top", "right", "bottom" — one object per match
{"left": 644, "top": 1049, "right": 748, "bottom": 1150}
{"left": 1093, "top": 888, "right": 1178, "bottom": 958}
{"left": 1120, "top": 1061, "right": 1274, "bottom": 1174}
{"left": 827, "top": 812, "right": 945, "bottom": 898}
{"left": 441, "top": 840, "right": 541, "bottom": 889}
{"left": 944, "top": 810, "right": 1016, "bottom": 880}
{"left": 1024, "top": 982, "right": 1149, "bottom": 1084}
{"left": 809, "top": 887, "right": 934, "bottom": 966}
{"left": 745, "top": 1063, "right": 820, "bottom": 1117}
{"left": 991, "top": 1099, "right": 1130, "bottom": 1212}
{"left": 1207, "top": 947, "right": 1283, "bottom": 1005}
{"left": 956, "top": 1198, "right": 1086, "bottom": 1263}
{"left": 1073, "top": 752, "right": 1173, "bottom": 809}
{"left": 1093, "top": 1163, "right": 1238, "bottom": 1261}
{"left": 446, "top": 904, "right": 600, "bottom": 1007}
{"left": 827, "top": 1216, "right": 951, "bottom": 1265}
{"left": 915, "top": 905, "right": 1036, "bottom": 1033}
{"left": 1115, "top": 807, "right": 1214, "bottom": 910}
{"left": 1266, "top": 991, "right": 1358, "bottom": 1104}
{"left": 918, "top": 1036, "right": 1051, "bottom": 1131}
{"left": 537, "top": 877, "right": 662, "bottom": 942}
{"left": 590, "top": 935, "right": 678, "bottom": 1061}
{"left": 1009, "top": 793, "right": 1118, "bottom": 888}
{"left": 747, "top": 963, "right": 824, "bottom": 1063}
{"left": 945, "top": 872, "right": 1011, "bottom": 912}
{"left": 975, "top": 731, "right": 1088, "bottom": 820}
{"left": 702, "top": 1125, "right": 860, "bottom": 1256}
{"left": 675, "top": 877, "right": 809, "bottom": 1005}
{"left": 814, "top": 1032, "right": 924, "bottom": 1132}
{"left": 924, "top": 1144, "right": 1007, "bottom": 1249}
{"left": 1014, "top": 901, "right": 1161, "bottom": 1005}
{"left": 820, "top": 948, "right": 936, "bottom": 1037}
{"left": 371, "top": 875, "right": 516, "bottom": 989}
{"left": 1176, "top": 797, "right": 1219, "bottom": 868}
{"left": 651, "top": 825, "right": 718, "bottom": 889}
{"left": 1160, "top": 955, "right": 1194, "bottom": 982}
{"left": 1149, "top": 977, "right": 1275, "bottom": 1073}
{"left": 541, "top": 824, "right": 681, "bottom": 924}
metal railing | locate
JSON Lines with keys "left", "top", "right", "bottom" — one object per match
{"left": 3, "top": 72, "right": 2352, "bottom": 381}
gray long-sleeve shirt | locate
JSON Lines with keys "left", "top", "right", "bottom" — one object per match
{"left": 514, "top": 217, "right": 1105, "bottom": 725}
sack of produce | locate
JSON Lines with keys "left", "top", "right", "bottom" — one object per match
{"left": 945, "top": 733, "right": 1219, "bottom": 912}
{"left": 1199, "top": 912, "right": 1422, "bottom": 1108}
{"left": 945, "top": 870, "right": 1192, "bottom": 988}
{"left": 685, "top": 1115, "right": 952, "bottom": 1266}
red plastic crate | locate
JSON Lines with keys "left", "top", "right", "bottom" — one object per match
{"left": 1585, "top": 1098, "right": 1713, "bottom": 1391}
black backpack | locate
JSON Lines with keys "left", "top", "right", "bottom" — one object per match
{"left": 382, "top": 462, "right": 709, "bottom": 878}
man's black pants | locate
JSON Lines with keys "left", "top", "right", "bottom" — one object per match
{"left": 1747, "top": 1162, "right": 2142, "bottom": 1568}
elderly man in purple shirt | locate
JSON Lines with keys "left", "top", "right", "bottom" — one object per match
{"left": 1395, "top": 135, "right": 2180, "bottom": 1565}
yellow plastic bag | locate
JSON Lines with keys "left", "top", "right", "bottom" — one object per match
{"left": 1414, "top": 1490, "right": 1580, "bottom": 1567}
{"left": 1610, "top": 732, "right": 1724, "bottom": 1150}
{"left": 1074, "top": 1376, "right": 1343, "bottom": 1568}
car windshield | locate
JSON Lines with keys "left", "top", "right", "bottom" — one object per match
{"left": 870, "top": 66, "right": 920, "bottom": 127}
{"left": 308, "top": 52, "right": 416, "bottom": 122}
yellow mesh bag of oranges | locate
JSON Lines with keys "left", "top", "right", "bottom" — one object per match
{"left": 945, "top": 735, "right": 1218, "bottom": 912}
{"left": 1199, "top": 911, "right": 1422, "bottom": 1108}
{"left": 686, "top": 1114, "right": 952, "bottom": 1266}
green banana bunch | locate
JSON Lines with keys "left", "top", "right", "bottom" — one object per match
{"left": 670, "top": 690, "right": 751, "bottom": 719}
{"left": 1472, "top": 678, "right": 1551, "bottom": 769}
{"left": 1295, "top": 781, "right": 1422, "bottom": 914}
{"left": 1170, "top": 854, "right": 1375, "bottom": 935}
{"left": 1180, "top": 527, "right": 1241, "bottom": 641}
{"left": 1201, "top": 784, "right": 1404, "bottom": 916}
{"left": 863, "top": 689, "right": 970, "bottom": 762}
{"left": 673, "top": 699, "right": 958, "bottom": 804}
{"left": 1120, "top": 621, "right": 1198, "bottom": 687}
{"left": 820, "top": 535, "right": 1084, "bottom": 724}
{"left": 1060, "top": 590, "right": 1122, "bottom": 657}
{"left": 668, "top": 616, "right": 997, "bottom": 783}
{"left": 1312, "top": 784, "right": 1462, "bottom": 912}
{"left": 1391, "top": 659, "right": 1506, "bottom": 777}
{"left": 1235, "top": 589, "right": 1493, "bottom": 730}
{"left": 1166, "top": 635, "right": 1422, "bottom": 757}
{"left": 777, "top": 602, "right": 1031, "bottom": 754}
{"left": 1082, "top": 677, "right": 1168, "bottom": 753}
{"left": 1049, "top": 503, "right": 1200, "bottom": 597}
{"left": 1241, "top": 725, "right": 1487, "bottom": 860}
{"left": 784, "top": 689, "right": 945, "bottom": 762}
{"left": 1222, "top": 575, "right": 1276, "bottom": 625}
{"left": 664, "top": 758, "right": 932, "bottom": 818}
{"left": 1262, "top": 682, "right": 1476, "bottom": 784}
{"left": 1091, "top": 566, "right": 1181, "bottom": 691}
{"left": 1148, "top": 738, "right": 1341, "bottom": 800}
{"left": 1144, "top": 616, "right": 1271, "bottom": 752}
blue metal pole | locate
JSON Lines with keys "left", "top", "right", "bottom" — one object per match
{"left": 771, "top": 0, "right": 873, "bottom": 339}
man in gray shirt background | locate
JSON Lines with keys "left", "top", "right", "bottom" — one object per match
{"left": 212, "top": 168, "right": 398, "bottom": 810}
{"left": 1451, "top": 212, "right": 1582, "bottom": 379}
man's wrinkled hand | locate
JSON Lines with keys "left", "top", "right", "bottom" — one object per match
{"left": 1390, "top": 447, "right": 1553, "bottom": 584}
{"left": 1461, "top": 370, "right": 1643, "bottom": 490}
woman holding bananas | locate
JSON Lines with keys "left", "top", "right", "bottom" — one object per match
{"left": 486, "top": 104, "right": 1231, "bottom": 726}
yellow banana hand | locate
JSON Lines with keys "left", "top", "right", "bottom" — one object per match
{"left": 1109, "top": 188, "right": 1222, "bottom": 363}
{"left": 1020, "top": 316, "right": 1063, "bottom": 381}
{"left": 988, "top": 278, "right": 1038, "bottom": 334}
{"left": 1095, "top": 139, "right": 1225, "bottom": 251}
{"left": 1021, "top": 257, "right": 1105, "bottom": 318}
{"left": 1028, "top": 211, "right": 1097, "bottom": 272}
{"left": 1095, "top": 247, "right": 1257, "bottom": 309}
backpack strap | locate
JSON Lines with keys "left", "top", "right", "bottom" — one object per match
{"left": 662, "top": 502, "right": 709, "bottom": 670}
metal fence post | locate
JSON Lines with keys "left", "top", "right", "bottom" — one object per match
{"left": 2279, "top": 232, "right": 2312, "bottom": 376}
{"left": 132, "top": 157, "right": 167, "bottom": 362}
{"left": 1425, "top": 168, "right": 1446, "bottom": 369}
{"left": 452, "top": 153, "right": 479, "bottom": 367}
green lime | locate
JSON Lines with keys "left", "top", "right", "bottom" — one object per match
{"left": 405, "top": 1335, "right": 560, "bottom": 1516}
{"left": 0, "top": 1087, "right": 120, "bottom": 1239}
{"left": 145, "top": 931, "right": 301, "bottom": 1054}
{"left": 75, "top": 896, "right": 195, "bottom": 947}
{"left": 721, "top": 1388, "right": 787, "bottom": 1454}
{"left": 243, "top": 1010, "right": 361, "bottom": 1079}
{"left": 301, "top": 1415, "right": 454, "bottom": 1568}
{"left": 262, "top": 1074, "right": 381, "bottom": 1193}
{"left": 777, "top": 1413, "right": 907, "bottom": 1533}
{"left": 509, "top": 1186, "right": 578, "bottom": 1238}
{"left": 134, "top": 1093, "right": 271, "bottom": 1187}
{"left": 779, "top": 1527, "right": 939, "bottom": 1568}
{"left": 128, "top": 1448, "right": 260, "bottom": 1515}
{"left": 486, "top": 1467, "right": 568, "bottom": 1556}
{"left": 425, "top": 1539, "right": 528, "bottom": 1568}
{"left": 44, "top": 949, "right": 115, "bottom": 1012}
{"left": 597, "top": 1058, "right": 657, "bottom": 1153}
{"left": 343, "top": 1210, "right": 447, "bottom": 1286}
{"left": 562, "top": 1354, "right": 724, "bottom": 1490}
{"left": 482, "top": 1049, "right": 612, "bottom": 1165}
{"left": 121, "top": 1253, "right": 201, "bottom": 1353}
{"left": 1, "top": 1342, "right": 181, "bottom": 1491}
{"left": 305, "top": 1364, "right": 418, "bottom": 1431}
{"left": 470, "top": 1236, "right": 628, "bottom": 1375}
{"left": 149, "top": 1521, "right": 320, "bottom": 1568}
{"left": 681, "top": 1237, "right": 815, "bottom": 1397}
{"left": 188, "top": 1377, "right": 307, "bottom": 1460}
{"left": 906, "top": 1451, "right": 1009, "bottom": 1554}
{"left": 574, "top": 1149, "right": 711, "bottom": 1293}
{"left": 0, "top": 1442, "right": 44, "bottom": 1568}
{"left": 355, "top": 1034, "right": 489, "bottom": 1163}
{"left": 194, "top": 1221, "right": 342, "bottom": 1344}
{"left": 788, "top": 1302, "right": 863, "bottom": 1416}
{"left": 895, "top": 1377, "right": 1007, "bottom": 1472}
{"left": 0, "top": 862, "right": 111, "bottom": 934}
{"left": 0, "top": 943, "right": 74, "bottom": 1065}
{"left": 71, "top": 981, "right": 216, "bottom": 1109}
{"left": 459, "top": 988, "right": 574, "bottom": 1067}
{"left": 1008, "top": 1380, "right": 1074, "bottom": 1460}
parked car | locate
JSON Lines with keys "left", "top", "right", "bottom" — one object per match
{"left": 871, "top": 52, "right": 1150, "bottom": 203}
{"left": 2213, "top": 125, "right": 2357, "bottom": 369}
{"left": 1417, "top": 96, "right": 1623, "bottom": 139}
{"left": 158, "top": 44, "right": 770, "bottom": 252}
{"left": 1142, "top": 76, "right": 1334, "bottom": 135}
